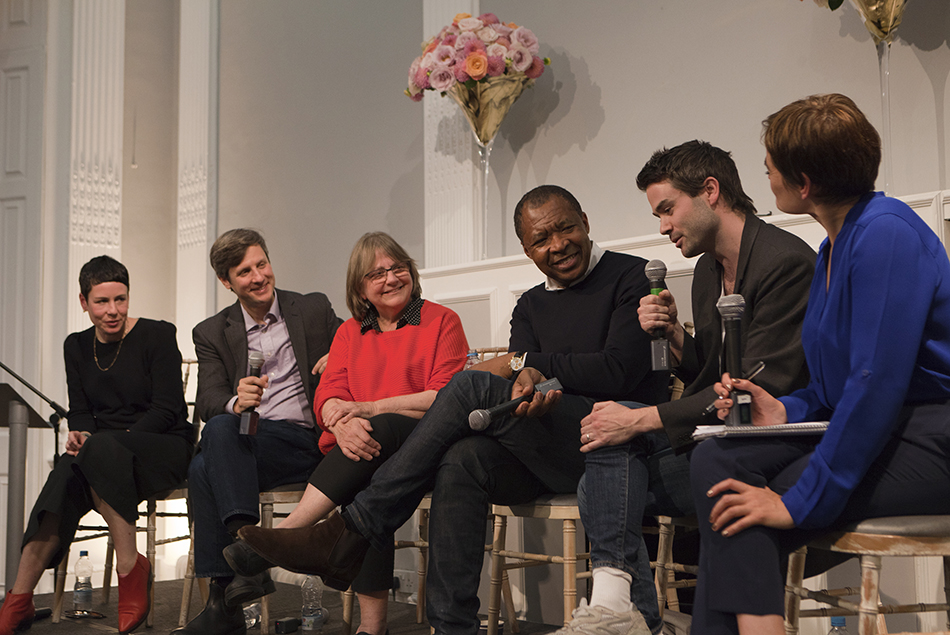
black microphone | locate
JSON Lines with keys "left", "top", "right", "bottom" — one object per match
{"left": 645, "top": 260, "right": 670, "bottom": 371}
{"left": 717, "top": 294, "right": 752, "bottom": 426}
{"left": 240, "top": 351, "right": 265, "bottom": 435}
{"left": 468, "top": 377, "right": 563, "bottom": 431}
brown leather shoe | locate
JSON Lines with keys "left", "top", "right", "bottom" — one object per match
{"left": 237, "top": 511, "right": 369, "bottom": 591}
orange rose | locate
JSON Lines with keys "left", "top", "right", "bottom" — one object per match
{"left": 453, "top": 13, "right": 472, "bottom": 25}
{"left": 464, "top": 52, "right": 488, "bottom": 80}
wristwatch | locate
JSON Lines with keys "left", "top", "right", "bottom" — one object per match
{"left": 509, "top": 352, "right": 526, "bottom": 373}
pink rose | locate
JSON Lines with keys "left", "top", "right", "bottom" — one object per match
{"left": 486, "top": 43, "right": 507, "bottom": 58}
{"left": 492, "top": 23, "right": 513, "bottom": 38}
{"left": 457, "top": 17, "right": 483, "bottom": 32}
{"left": 422, "top": 36, "right": 439, "bottom": 55}
{"left": 505, "top": 45, "right": 532, "bottom": 73}
{"left": 487, "top": 56, "right": 506, "bottom": 77}
{"left": 414, "top": 65, "right": 430, "bottom": 89}
{"left": 495, "top": 36, "right": 511, "bottom": 49}
{"left": 455, "top": 31, "right": 478, "bottom": 51}
{"left": 463, "top": 38, "right": 486, "bottom": 57}
{"left": 407, "top": 90, "right": 424, "bottom": 102}
{"left": 433, "top": 44, "right": 456, "bottom": 65}
{"left": 478, "top": 13, "right": 500, "bottom": 25}
{"left": 464, "top": 52, "right": 489, "bottom": 80}
{"left": 442, "top": 33, "right": 457, "bottom": 48}
{"left": 408, "top": 57, "right": 422, "bottom": 82}
{"left": 511, "top": 26, "right": 539, "bottom": 54}
{"left": 476, "top": 26, "right": 498, "bottom": 43}
{"left": 454, "top": 64, "right": 471, "bottom": 83}
{"left": 428, "top": 64, "right": 456, "bottom": 92}
{"left": 525, "top": 56, "right": 545, "bottom": 79}
{"left": 406, "top": 78, "right": 424, "bottom": 100}
{"left": 420, "top": 51, "right": 435, "bottom": 71}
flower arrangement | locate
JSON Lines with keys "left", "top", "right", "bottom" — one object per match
{"left": 405, "top": 12, "right": 549, "bottom": 103}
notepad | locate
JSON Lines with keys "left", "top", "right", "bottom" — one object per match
{"left": 691, "top": 421, "right": 830, "bottom": 441}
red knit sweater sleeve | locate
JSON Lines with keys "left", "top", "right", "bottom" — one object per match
{"left": 316, "top": 301, "right": 468, "bottom": 454}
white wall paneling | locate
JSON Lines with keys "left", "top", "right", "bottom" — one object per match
{"left": 67, "top": 0, "right": 125, "bottom": 334}
{"left": 176, "top": 0, "right": 219, "bottom": 359}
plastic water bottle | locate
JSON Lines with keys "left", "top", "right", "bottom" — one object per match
{"left": 463, "top": 350, "right": 479, "bottom": 370}
{"left": 301, "top": 576, "right": 328, "bottom": 631}
{"left": 828, "top": 616, "right": 849, "bottom": 634}
{"left": 243, "top": 602, "right": 261, "bottom": 629}
{"left": 73, "top": 550, "right": 94, "bottom": 612}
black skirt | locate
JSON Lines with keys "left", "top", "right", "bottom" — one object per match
{"left": 22, "top": 429, "right": 192, "bottom": 569}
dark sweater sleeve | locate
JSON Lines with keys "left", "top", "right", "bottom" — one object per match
{"left": 64, "top": 334, "right": 97, "bottom": 434}
{"left": 128, "top": 321, "right": 188, "bottom": 434}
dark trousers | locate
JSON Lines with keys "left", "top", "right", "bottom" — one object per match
{"left": 345, "top": 370, "right": 594, "bottom": 635}
{"left": 690, "top": 400, "right": 950, "bottom": 635}
{"left": 189, "top": 414, "right": 321, "bottom": 577}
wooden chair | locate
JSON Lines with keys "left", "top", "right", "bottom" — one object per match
{"left": 785, "top": 515, "right": 950, "bottom": 635}
{"left": 648, "top": 516, "right": 698, "bottom": 618}
{"left": 487, "top": 494, "right": 588, "bottom": 635}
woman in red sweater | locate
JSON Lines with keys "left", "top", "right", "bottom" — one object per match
{"left": 225, "top": 232, "right": 468, "bottom": 635}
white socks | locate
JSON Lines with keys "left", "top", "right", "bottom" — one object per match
{"left": 589, "top": 567, "right": 634, "bottom": 614}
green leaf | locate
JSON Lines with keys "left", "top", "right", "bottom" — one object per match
{"left": 829, "top": 0, "right": 845, "bottom": 10}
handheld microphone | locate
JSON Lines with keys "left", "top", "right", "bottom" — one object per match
{"left": 469, "top": 377, "right": 563, "bottom": 431}
{"left": 240, "top": 351, "right": 265, "bottom": 435}
{"left": 645, "top": 260, "right": 670, "bottom": 371}
{"left": 717, "top": 295, "right": 751, "bottom": 426}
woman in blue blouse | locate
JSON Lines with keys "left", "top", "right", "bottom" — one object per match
{"left": 690, "top": 93, "right": 950, "bottom": 635}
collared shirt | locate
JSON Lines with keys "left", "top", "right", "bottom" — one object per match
{"left": 543, "top": 241, "right": 604, "bottom": 291}
{"left": 225, "top": 294, "right": 313, "bottom": 427}
{"left": 360, "top": 296, "right": 424, "bottom": 334}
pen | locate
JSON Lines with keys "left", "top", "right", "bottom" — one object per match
{"left": 702, "top": 361, "right": 766, "bottom": 414}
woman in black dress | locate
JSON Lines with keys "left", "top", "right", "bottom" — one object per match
{"left": 0, "top": 256, "right": 193, "bottom": 635}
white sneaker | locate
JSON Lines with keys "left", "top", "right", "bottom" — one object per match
{"left": 553, "top": 599, "right": 651, "bottom": 635}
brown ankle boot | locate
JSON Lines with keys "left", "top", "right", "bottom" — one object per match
{"left": 0, "top": 591, "right": 35, "bottom": 635}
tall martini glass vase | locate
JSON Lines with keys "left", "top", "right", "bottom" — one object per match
{"left": 448, "top": 75, "right": 531, "bottom": 260}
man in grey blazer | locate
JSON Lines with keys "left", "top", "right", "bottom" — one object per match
{"left": 175, "top": 229, "right": 341, "bottom": 635}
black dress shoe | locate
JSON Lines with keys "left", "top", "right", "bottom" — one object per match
{"left": 225, "top": 569, "right": 276, "bottom": 608}
{"left": 171, "top": 579, "right": 245, "bottom": 635}
{"left": 238, "top": 511, "right": 370, "bottom": 591}
{"left": 224, "top": 539, "right": 275, "bottom": 577}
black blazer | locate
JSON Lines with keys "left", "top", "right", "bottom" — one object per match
{"left": 192, "top": 289, "right": 341, "bottom": 423}
{"left": 658, "top": 214, "right": 816, "bottom": 451}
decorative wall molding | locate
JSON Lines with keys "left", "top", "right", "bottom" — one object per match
{"left": 68, "top": 0, "right": 124, "bottom": 334}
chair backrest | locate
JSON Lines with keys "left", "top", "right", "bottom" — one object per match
{"left": 476, "top": 347, "right": 508, "bottom": 362}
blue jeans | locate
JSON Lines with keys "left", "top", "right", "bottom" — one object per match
{"left": 344, "top": 370, "right": 594, "bottom": 635}
{"left": 189, "top": 414, "right": 322, "bottom": 577}
{"left": 578, "top": 403, "right": 693, "bottom": 634}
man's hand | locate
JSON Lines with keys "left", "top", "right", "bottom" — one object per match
{"left": 511, "top": 368, "right": 561, "bottom": 418}
{"left": 712, "top": 374, "right": 788, "bottom": 426}
{"left": 580, "top": 402, "right": 662, "bottom": 452}
{"left": 638, "top": 290, "right": 685, "bottom": 354}
{"left": 707, "top": 479, "right": 794, "bottom": 536}
{"left": 66, "top": 430, "right": 90, "bottom": 456}
{"left": 234, "top": 375, "right": 269, "bottom": 414}
{"left": 311, "top": 353, "right": 330, "bottom": 376}
{"left": 332, "top": 417, "right": 382, "bottom": 462}
{"left": 322, "top": 399, "right": 378, "bottom": 429}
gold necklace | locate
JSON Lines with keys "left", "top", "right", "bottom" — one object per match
{"left": 93, "top": 334, "right": 125, "bottom": 371}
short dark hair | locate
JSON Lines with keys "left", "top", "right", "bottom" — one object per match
{"left": 513, "top": 185, "right": 584, "bottom": 241}
{"left": 345, "top": 232, "right": 422, "bottom": 321}
{"left": 210, "top": 228, "right": 270, "bottom": 281}
{"left": 636, "top": 140, "right": 756, "bottom": 216}
{"left": 763, "top": 93, "right": 880, "bottom": 205}
{"left": 79, "top": 255, "right": 129, "bottom": 299}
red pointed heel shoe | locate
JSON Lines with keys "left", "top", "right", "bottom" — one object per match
{"left": 117, "top": 554, "right": 150, "bottom": 634}
{"left": 0, "top": 591, "right": 35, "bottom": 635}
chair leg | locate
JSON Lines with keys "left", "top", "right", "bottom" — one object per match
{"left": 488, "top": 514, "right": 507, "bottom": 635}
{"left": 180, "top": 519, "right": 197, "bottom": 627}
{"left": 858, "top": 555, "right": 882, "bottom": 635}
{"left": 562, "top": 519, "right": 577, "bottom": 626}
{"left": 147, "top": 497, "right": 157, "bottom": 628}
{"left": 784, "top": 546, "right": 806, "bottom": 635}
{"left": 943, "top": 556, "right": 950, "bottom": 631}
{"left": 501, "top": 572, "right": 519, "bottom": 633}
{"left": 341, "top": 588, "right": 355, "bottom": 635}
{"left": 260, "top": 501, "right": 275, "bottom": 635}
{"left": 52, "top": 546, "right": 69, "bottom": 623}
{"left": 103, "top": 536, "right": 114, "bottom": 604}
{"left": 654, "top": 516, "right": 674, "bottom": 619}
{"left": 416, "top": 508, "right": 429, "bottom": 624}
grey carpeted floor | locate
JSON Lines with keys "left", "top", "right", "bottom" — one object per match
{"left": 23, "top": 579, "right": 559, "bottom": 635}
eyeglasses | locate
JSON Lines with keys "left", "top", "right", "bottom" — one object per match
{"left": 364, "top": 261, "right": 410, "bottom": 283}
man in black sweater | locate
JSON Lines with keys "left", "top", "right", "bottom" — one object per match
{"left": 574, "top": 141, "right": 815, "bottom": 635}
{"left": 229, "top": 185, "right": 666, "bottom": 635}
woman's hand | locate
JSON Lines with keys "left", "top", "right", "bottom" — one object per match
{"left": 707, "top": 478, "right": 795, "bottom": 536}
{"left": 712, "top": 373, "right": 788, "bottom": 426}
{"left": 322, "top": 399, "right": 378, "bottom": 428}
{"left": 332, "top": 416, "right": 382, "bottom": 462}
{"left": 66, "top": 430, "right": 90, "bottom": 456}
